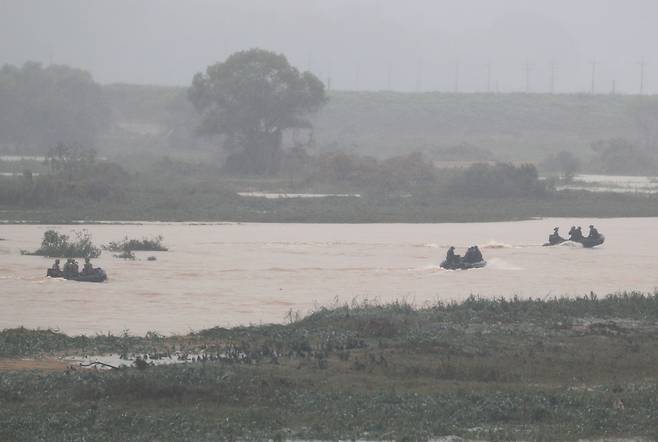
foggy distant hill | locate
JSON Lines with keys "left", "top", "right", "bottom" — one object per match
{"left": 101, "top": 84, "right": 656, "bottom": 162}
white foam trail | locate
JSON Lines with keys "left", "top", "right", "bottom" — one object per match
{"left": 414, "top": 264, "right": 442, "bottom": 272}
{"left": 558, "top": 241, "right": 583, "bottom": 248}
{"left": 486, "top": 258, "right": 522, "bottom": 271}
{"left": 480, "top": 240, "right": 514, "bottom": 249}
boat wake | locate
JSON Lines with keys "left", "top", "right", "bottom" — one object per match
{"left": 486, "top": 258, "right": 522, "bottom": 271}
{"left": 424, "top": 241, "right": 529, "bottom": 249}
{"left": 414, "top": 264, "right": 443, "bottom": 272}
{"left": 557, "top": 241, "right": 584, "bottom": 248}
{"left": 479, "top": 240, "right": 515, "bottom": 249}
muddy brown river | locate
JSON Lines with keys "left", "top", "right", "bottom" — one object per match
{"left": 1, "top": 219, "right": 657, "bottom": 335}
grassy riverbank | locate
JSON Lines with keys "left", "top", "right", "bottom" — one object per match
{"left": 2, "top": 293, "right": 658, "bottom": 440}
{"left": 2, "top": 190, "right": 658, "bottom": 223}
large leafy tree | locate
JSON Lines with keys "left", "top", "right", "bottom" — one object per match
{"left": 189, "top": 49, "right": 326, "bottom": 175}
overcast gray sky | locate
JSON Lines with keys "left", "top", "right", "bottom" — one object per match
{"left": 1, "top": 0, "right": 656, "bottom": 93}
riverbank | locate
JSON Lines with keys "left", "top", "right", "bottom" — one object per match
{"left": 2, "top": 294, "right": 658, "bottom": 440}
{"left": 3, "top": 189, "right": 658, "bottom": 224}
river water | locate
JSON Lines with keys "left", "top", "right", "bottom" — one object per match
{"left": 1, "top": 219, "right": 657, "bottom": 335}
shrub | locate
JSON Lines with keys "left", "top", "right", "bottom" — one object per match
{"left": 22, "top": 229, "right": 101, "bottom": 258}
{"left": 306, "top": 151, "right": 438, "bottom": 194}
{"left": 447, "top": 162, "right": 547, "bottom": 198}
{"left": 104, "top": 235, "right": 167, "bottom": 252}
{"left": 114, "top": 250, "right": 136, "bottom": 260}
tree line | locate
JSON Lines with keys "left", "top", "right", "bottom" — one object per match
{"left": 2, "top": 50, "right": 658, "bottom": 183}
{"left": 0, "top": 62, "right": 109, "bottom": 153}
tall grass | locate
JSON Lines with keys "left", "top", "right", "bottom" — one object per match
{"left": 4, "top": 292, "right": 658, "bottom": 358}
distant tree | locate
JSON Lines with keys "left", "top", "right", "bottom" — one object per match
{"left": 0, "top": 62, "right": 110, "bottom": 152}
{"left": 590, "top": 138, "right": 658, "bottom": 176}
{"left": 430, "top": 142, "right": 496, "bottom": 162}
{"left": 46, "top": 142, "right": 97, "bottom": 183}
{"left": 188, "top": 49, "right": 327, "bottom": 175}
{"left": 43, "top": 142, "right": 130, "bottom": 202}
{"left": 448, "top": 163, "right": 547, "bottom": 198}
{"left": 378, "top": 152, "right": 438, "bottom": 194}
{"left": 629, "top": 99, "right": 658, "bottom": 151}
{"left": 540, "top": 151, "right": 581, "bottom": 182}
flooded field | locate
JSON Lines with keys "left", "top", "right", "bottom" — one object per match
{"left": 556, "top": 174, "right": 658, "bottom": 193}
{"left": 1, "top": 219, "right": 657, "bottom": 335}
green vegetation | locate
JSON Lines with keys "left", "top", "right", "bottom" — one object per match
{"left": 189, "top": 49, "right": 326, "bottom": 175}
{"left": 21, "top": 229, "right": 101, "bottom": 258}
{"left": 1, "top": 58, "right": 658, "bottom": 223}
{"left": 3, "top": 60, "right": 658, "bottom": 168}
{"left": 3, "top": 187, "right": 658, "bottom": 223}
{"left": 3, "top": 157, "right": 658, "bottom": 222}
{"left": 0, "top": 142, "right": 130, "bottom": 207}
{"left": 103, "top": 235, "right": 167, "bottom": 252}
{"left": 2, "top": 293, "right": 658, "bottom": 440}
{"left": 5, "top": 72, "right": 650, "bottom": 167}
{"left": 447, "top": 162, "right": 547, "bottom": 198}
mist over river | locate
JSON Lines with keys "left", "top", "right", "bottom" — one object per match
{"left": 1, "top": 219, "right": 657, "bottom": 335}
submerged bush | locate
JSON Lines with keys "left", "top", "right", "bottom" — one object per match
{"left": 104, "top": 235, "right": 167, "bottom": 252}
{"left": 113, "top": 250, "right": 136, "bottom": 260}
{"left": 22, "top": 229, "right": 101, "bottom": 258}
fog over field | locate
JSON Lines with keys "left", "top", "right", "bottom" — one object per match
{"left": 2, "top": 0, "right": 657, "bottom": 93}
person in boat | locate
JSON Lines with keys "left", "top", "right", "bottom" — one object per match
{"left": 549, "top": 227, "right": 561, "bottom": 244}
{"left": 62, "top": 259, "right": 72, "bottom": 274}
{"left": 463, "top": 247, "right": 474, "bottom": 263}
{"left": 64, "top": 258, "right": 79, "bottom": 276}
{"left": 569, "top": 226, "right": 583, "bottom": 242}
{"left": 471, "top": 245, "right": 483, "bottom": 262}
{"left": 81, "top": 257, "right": 94, "bottom": 275}
{"left": 587, "top": 224, "right": 599, "bottom": 239}
{"left": 51, "top": 259, "right": 61, "bottom": 272}
{"left": 446, "top": 246, "right": 461, "bottom": 264}
{"left": 463, "top": 246, "right": 483, "bottom": 263}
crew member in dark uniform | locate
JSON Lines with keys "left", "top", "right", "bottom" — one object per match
{"left": 446, "top": 246, "right": 460, "bottom": 264}
{"left": 82, "top": 257, "right": 94, "bottom": 275}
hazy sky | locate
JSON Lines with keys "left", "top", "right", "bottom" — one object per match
{"left": 1, "top": 0, "right": 657, "bottom": 93}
